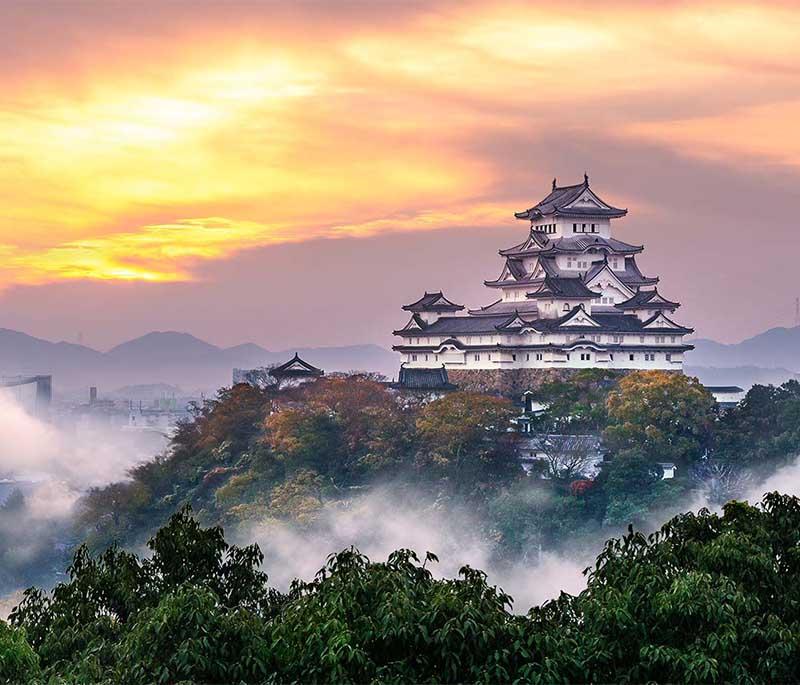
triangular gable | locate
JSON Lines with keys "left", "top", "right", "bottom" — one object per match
{"left": 645, "top": 291, "right": 676, "bottom": 307}
{"left": 497, "top": 263, "right": 513, "bottom": 281}
{"left": 643, "top": 312, "right": 684, "bottom": 330}
{"left": 584, "top": 263, "right": 635, "bottom": 298}
{"left": 497, "top": 313, "right": 530, "bottom": 330}
{"left": 400, "top": 315, "right": 425, "bottom": 332}
{"left": 427, "top": 294, "right": 450, "bottom": 307}
{"left": 284, "top": 360, "right": 311, "bottom": 372}
{"left": 558, "top": 306, "right": 602, "bottom": 328}
{"left": 526, "top": 256, "right": 548, "bottom": 281}
{"left": 564, "top": 187, "right": 614, "bottom": 212}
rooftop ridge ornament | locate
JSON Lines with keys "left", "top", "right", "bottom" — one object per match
{"left": 584, "top": 172, "right": 589, "bottom": 186}
{"left": 552, "top": 177, "right": 557, "bottom": 190}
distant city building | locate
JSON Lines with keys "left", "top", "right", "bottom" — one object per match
{"left": 232, "top": 367, "right": 270, "bottom": 387}
{"left": 658, "top": 462, "right": 677, "bottom": 479}
{"left": 706, "top": 385, "right": 746, "bottom": 409}
{"left": 0, "top": 374, "right": 51, "bottom": 416}
{"left": 394, "top": 175, "right": 694, "bottom": 371}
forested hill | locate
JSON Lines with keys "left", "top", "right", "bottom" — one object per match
{"left": 2, "top": 371, "right": 800, "bottom": 682}
{"left": 69, "top": 371, "right": 800, "bottom": 560}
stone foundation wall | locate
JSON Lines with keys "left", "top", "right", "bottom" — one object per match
{"left": 447, "top": 368, "right": 630, "bottom": 398}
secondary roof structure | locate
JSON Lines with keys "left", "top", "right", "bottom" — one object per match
{"left": 402, "top": 291, "right": 465, "bottom": 313}
{"left": 269, "top": 353, "right": 324, "bottom": 381}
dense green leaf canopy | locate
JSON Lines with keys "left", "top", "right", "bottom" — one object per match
{"left": 6, "top": 494, "right": 800, "bottom": 683}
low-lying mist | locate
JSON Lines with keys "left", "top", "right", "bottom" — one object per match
{"left": 0, "top": 393, "right": 166, "bottom": 491}
{"left": 242, "top": 488, "right": 589, "bottom": 612}
{"left": 2, "top": 391, "right": 800, "bottom": 615}
{"left": 242, "top": 456, "right": 800, "bottom": 612}
{"left": 0, "top": 393, "right": 168, "bottom": 599}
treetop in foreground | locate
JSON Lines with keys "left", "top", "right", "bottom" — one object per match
{"left": 5, "top": 492, "right": 800, "bottom": 683}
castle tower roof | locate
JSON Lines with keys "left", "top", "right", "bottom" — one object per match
{"left": 515, "top": 175, "right": 627, "bottom": 221}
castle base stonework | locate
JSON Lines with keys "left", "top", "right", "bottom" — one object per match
{"left": 447, "top": 368, "right": 631, "bottom": 398}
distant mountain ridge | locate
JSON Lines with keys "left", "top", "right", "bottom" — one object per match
{"left": 0, "top": 328, "right": 399, "bottom": 396}
{"left": 2, "top": 324, "right": 797, "bottom": 398}
{"left": 688, "top": 326, "right": 800, "bottom": 373}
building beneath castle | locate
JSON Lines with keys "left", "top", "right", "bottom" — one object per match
{"left": 394, "top": 175, "right": 694, "bottom": 371}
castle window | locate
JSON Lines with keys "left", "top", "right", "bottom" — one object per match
{"left": 566, "top": 353, "right": 571, "bottom": 360}
{"left": 666, "top": 353, "right": 672, "bottom": 361}
{"left": 629, "top": 353, "right": 635, "bottom": 361}
{"left": 474, "top": 354, "right": 480, "bottom": 362}
{"left": 411, "top": 354, "right": 418, "bottom": 362}
{"left": 526, "top": 353, "right": 530, "bottom": 361}
{"left": 424, "top": 354, "right": 429, "bottom": 361}
{"left": 563, "top": 304, "right": 570, "bottom": 311}
{"left": 536, "top": 353, "right": 543, "bottom": 360}
{"left": 582, "top": 223, "right": 587, "bottom": 232}
{"left": 573, "top": 223, "right": 578, "bottom": 232}
{"left": 512, "top": 354, "right": 517, "bottom": 361}
{"left": 639, "top": 335, "right": 645, "bottom": 343}
{"left": 591, "top": 223, "right": 597, "bottom": 233}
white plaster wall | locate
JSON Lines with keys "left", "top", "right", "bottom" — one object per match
{"left": 400, "top": 348, "right": 685, "bottom": 371}
{"left": 533, "top": 217, "right": 612, "bottom": 239}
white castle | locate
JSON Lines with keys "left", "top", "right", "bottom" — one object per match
{"left": 394, "top": 175, "right": 693, "bottom": 371}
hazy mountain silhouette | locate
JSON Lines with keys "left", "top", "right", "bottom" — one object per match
{"left": 2, "top": 324, "right": 797, "bottom": 398}
{"left": 688, "top": 326, "right": 800, "bottom": 372}
{"left": 0, "top": 328, "right": 399, "bottom": 396}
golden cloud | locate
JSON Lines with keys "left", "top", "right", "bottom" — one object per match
{"left": 0, "top": 1, "right": 799, "bottom": 286}
{"left": 1, "top": 203, "right": 511, "bottom": 285}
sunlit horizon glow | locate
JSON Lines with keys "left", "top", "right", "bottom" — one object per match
{"left": 0, "top": 1, "right": 798, "bottom": 344}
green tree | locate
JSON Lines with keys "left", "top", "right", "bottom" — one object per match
{"left": 524, "top": 493, "right": 800, "bottom": 683}
{"left": 10, "top": 496, "right": 800, "bottom": 683}
{"left": 604, "top": 371, "right": 716, "bottom": 467}
{"left": 597, "top": 449, "right": 684, "bottom": 525}
{"left": 716, "top": 380, "right": 800, "bottom": 472}
{"left": 530, "top": 368, "right": 619, "bottom": 432}
{"left": 0, "top": 620, "right": 39, "bottom": 683}
{"left": 264, "top": 406, "right": 340, "bottom": 476}
{"left": 112, "top": 585, "right": 269, "bottom": 685}
{"left": 10, "top": 507, "right": 281, "bottom": 681}
{"left": 415, "top": 392, "right": 520, "bottom": 493}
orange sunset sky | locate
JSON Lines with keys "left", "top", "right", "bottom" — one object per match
{"left": 1, "top": 1, "right": 798, "bottom": 349}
